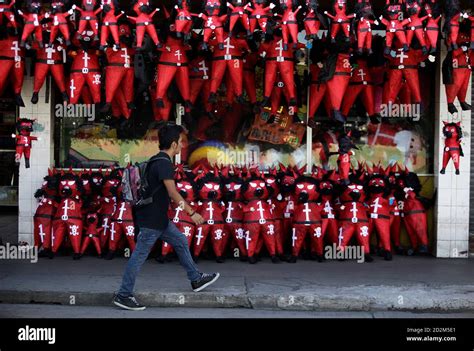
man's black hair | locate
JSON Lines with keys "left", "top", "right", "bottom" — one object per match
{"left": 158, "top": 124, "right": 185, "bottom": 150}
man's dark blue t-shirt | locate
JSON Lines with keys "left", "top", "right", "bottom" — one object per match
{"left": 135, "top": 152, "right": 175, "bottom": 230}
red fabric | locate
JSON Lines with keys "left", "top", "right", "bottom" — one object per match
{"left": 33, "top": 43, "right": 66, "bottom": 93}
{"left": 52, "top": 198, "right": 83, "bottom": 254}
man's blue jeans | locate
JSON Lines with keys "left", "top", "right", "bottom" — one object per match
{"left": 118, "top": 222, "right": 201, "bottom": 297}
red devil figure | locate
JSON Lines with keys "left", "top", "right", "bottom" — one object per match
{"left": 387, "top": 164, "right": 403, "bottom": 254}
{"left": 208, "top": 33, "right": 250, "bottom": 105}
{"left": 379, "top": 0, "right": 410, "bottom": 55}
{"left": 69, "top": 36, "right": 102, "bottom": 104}
{"left": 354, "top": 0, "right": 378, "bottom": 55}
{"left": 401, "top": 172, "right": 429, "bottom": 255}
{"left": 106, "top": 170, "right": 136, "bottom": 260}
{"left": 307, "top": 40, "right": 328, "bottom": 125}
{"left": 383, "top": 44, "right": 427, "bottom": 108}
{"left": 100, "top": 0, "right": 124, "bottom": 50}
{"left": 259, "top": 34, "right": 300, "bottom": 110}
{"left": 324, "top": 0, "right": 354, "bottom": 43}
{"left": 80, "top": 213, "right": 102, "bottom": 256}
{"left": 423, "top": 0, "right": 441, "bottom": 54}
{"left": 405, "top": 0, "right": 429, "bottom": 54}
{"left": 341, "top": 57, "right": 379, "bottom": 123}
{"left": 189, "top": 50, "right": 212, "bottom": 110}
{"left": 366, "top": 168, "right": 392, "bottom": 260}
{"left": 98, "top": 169, "right": 120, "bottom": 250}
{"left": 318, "top": 170, "right": 339, "bottom": 246}
{"left": 74, "top": 0, "right": 101, "bottom": 40}
{"left": 127, "top": 0, "right": 160, "bottom": 49}
{"left": 443, "top": 0, "right": 463, "bottom": 51}
{"left": 34, "top": 169, "right": 59, "bottom": 256}
{"left": 440, "top": 121, "right": 463, "bottom": 175}
{"left": 337, "top": 181, "right": 373, "bottom": 262}
{"left": 102, "top": 23, "right": 134, "bottom": 113}
{"left": 158, "top": 165, "right": 196, "bottom": 262}
{"left": 18, "top": 0, "right": 47, "bottom": 48}
{"left": 12, "top": 118, "right": 38, "bottom": 168}
{"left": 0, "top": 29, "right": 25, "bottom": 106}
{"left": 222, "top": 166, "right": 247, "bottom": 261}
{"left": 31, "top": 39, "right": 68, "bottom": 104}
{"left": 303, "top": 0, "right": 323, "bottom": 41}
{"left": 49, "top": 1, "right": 73, "bottom": 46}
{"left": 155, "top": 35, "right": 192, "bottom": 112}
{"left": 174, "top": 0, "right": 193, "bottom": 39}
{"left": 334, "top": 131, "right": 357, "bottom": 184}
{"left": 242, "top": 170, "right": 279, "bottom": 264}
{"left": 277, "top": 0, "right": 302, "bottom": 51}
{"left": 226, "top": 0, "right": 250, "bottom": 36}
{"left": 265, "top": 167, "right": 286, "bottom": 259}
{"left": 52, "top": 171, "right": 84, "bottom": 259}
{"left": 192, "top": 0, "right": 227, "bottom": 50}
{"left": 442, "top": 44, "right": 472, "bottom": 115}
{"left": 248, "top": 0, "right": 275, "bottom": 35}
{"left": 0, "top": 0, "right": 19, "bottom": 34}
{"left": 193, "top": 170, "right": 228, "bottom": 262}
{"left": 289, "top": 176, "right": 323, "bottom": 262}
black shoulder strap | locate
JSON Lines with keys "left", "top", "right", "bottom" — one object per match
{"left": 144, "top": 156, "right": 174, "bottom": 200}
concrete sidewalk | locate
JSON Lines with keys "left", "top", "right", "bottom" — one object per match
{"left": 0, "top": 255, "right": 473, "bottom": 312}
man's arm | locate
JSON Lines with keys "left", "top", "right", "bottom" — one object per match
{"left": 163, "top": 179, "right": 204, "bottom": 225}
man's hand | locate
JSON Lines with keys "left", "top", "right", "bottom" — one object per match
{"left": 191, "top": 212, "right": 204, "bottom": 225}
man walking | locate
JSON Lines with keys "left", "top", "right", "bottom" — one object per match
{"left": 113, "top": 123, "right": 220, "bottom": 311}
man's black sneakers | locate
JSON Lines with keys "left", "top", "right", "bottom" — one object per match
{"left": 191, "top": 272, "right": 220, "bottom": 292}
{"left": 113, "top": 294, "right": 146, "bottom": 311}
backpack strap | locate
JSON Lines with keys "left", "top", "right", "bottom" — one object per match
{"left": 139, "top": 156, "right": 173, "bottom": 206}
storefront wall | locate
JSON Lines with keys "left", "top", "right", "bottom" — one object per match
{"left": 16, "top": 49, "right": 472, "bottom": 258}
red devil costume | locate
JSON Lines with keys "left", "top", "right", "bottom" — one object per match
{"left": 335, "top": 131, "right": 357, "bottom": 184}
{"left": 337, "top": 182, "right": 373, "bottom": 261}
{"left": 208, "top": 34, "right": 249, "bottom": 104}
{"left": 354, "top": 0, "right": 377, "bottom": 55}
{"left": 34, "top": 169, "right": 59, "bottom": 254}
{"left": 260, "top": 35, "right": 299, "bottom": 109}
{"left": 155, "top": 35, "right": 192, "bottom": 111}
{"left": 74, "top": 0, "right": 101, "bottom": 40}
{"left": 18, "top": 1, "right": 46, "bottom": 47}
{"left": 401, "top": 172, "right": 429, "bottom": 255}
{"left": 277, "top": 0, "right": 302, "bottom": 50}
{"left": 222, "top": 166, "right": 247, "bottom": 261}
{"left": 290, "top": 176, "right": 323, "bottom": 262}
{"left": 174, "top": 0, "right": 193, "bottom": 40}
{"left": 383, "top": 45, "right": 427, "bottom": 107}
{"left": 387, "top": 165, "right": 403, "bottom": 254}
{"left": 193, "top": 171, "right": 228, "bottom": 262}
{"left": 242, "top": 172, "right": 278, "bottom": 264}
{"left": 80, "top": 212, "right": 102, "bottom": 256}
{"left": 127, "top": 0, "right": 160, "bottom": 49}
{"left": 0, "top": 0, "right": 18, "bottom": 33}
{"left": 12, "top": 119, "right": 38, "bottom": 168}
{"left": 192, "top": 0, "right": 227, "bottom": 50}
{"left": 159, "top": 165, "right": 196, "bottom": 261}
{"left": 0, "top": 31, "right": 25, "bottom": 106}
{"left": 69, "top": 39, "right": 102, "bottom": 104}
{"left": 100, "top": 0, "right": 124, "bottom": 50}
{"left": 443, "top": 0, "right": 463, "bottom": 51}
{"left": 227, "top": 0, "right": 250, "bottom": 36}
{"left": 265, "top": 167, "right": 286, "bottom": 258}
{"left": 98, "top": 171, "right": 120, "bottom": 250}
{"left": 324, "top": 0, "right": 354, "bottom": 43}
{"left": 103, "top": 24, "right": 134, "bottom": 112}
{"left": 380, "top": 0, "right": 409, "bottom": 55}
{"left": 303, "top": 0, "right": 322, "bottom": 41}
{"left": 49, "top": 1, "right": 73, "bottom": 46}
{"left": 318, "top": 171, "right": 339, "bottom": 246}
{"left": 52, "top": 171, "right": 84, "bottom": 259}
{"left": 341, "top": 57, "right": 378, "bottom": 123}
{"left": 107, "top": 171, "right": 136, "bottom": 260}
{"left": 442, "top": 46, "right": 472, "bottom": 115}
{"left": 248, "top": 0, "right": 275, "bottom": 35}
{"left": 189, "top": 53, "right": 212, "bottom": 109}
{"left": 405, "top": 0, "right": 429, "bottom": 54}
{"left": 307, "top": 42, "right": 327, "bottom": 123}
{"left": 440, "top": 121, "right": 463, "bottom": 175}
{"left": 31, "top": 40, "right": 68, "bottom": 104}
{"left": 423, "top": 0, "right": 441, "bottom": 54}
{"left": 316, "top": 36, "right": 352, "bottom": 123}
{"left": 366, "top": 168, "right": 392, "bottom": 260}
